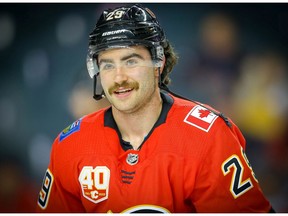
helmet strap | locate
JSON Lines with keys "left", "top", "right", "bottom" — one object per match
{"left": 158, "top": 67, "right": 167, "bottom": 90}
{"left": 93, "top": 74, "right": 104, "bottom": 101}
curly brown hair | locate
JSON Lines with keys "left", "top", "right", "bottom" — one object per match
{"left": 161, "top": 40, "right": 179, "bottom": 86}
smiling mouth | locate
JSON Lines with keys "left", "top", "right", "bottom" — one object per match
{"left": 114, "top": 88, "right": 133, "bottom": 95}
{"left": 109, "top": 81, "right": 139, "bottom": 96}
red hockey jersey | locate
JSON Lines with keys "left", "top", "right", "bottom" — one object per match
{"left": 36, "top": 92, "right": 273, "bottom": 213}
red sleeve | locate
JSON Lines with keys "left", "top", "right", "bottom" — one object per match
{"left": 189, "top": 120, "right": 273, "bottom": 212}
{"left": 35, "top": 136, "right": 85, "bottom": 213}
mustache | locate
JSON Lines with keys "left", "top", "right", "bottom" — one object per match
{"left": 108, "top": 81, "right": 139, "bottom": 95}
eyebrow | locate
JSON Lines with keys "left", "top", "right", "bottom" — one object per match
{"left": 121, "top": 53, "right": 145, "bottom": 61}
{"left": 98, "top": 53, "right": 145, "bottom": 65}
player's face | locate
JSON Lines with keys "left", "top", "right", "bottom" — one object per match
{"left": 98, "top": 46, "right": 159, "bottom": 114}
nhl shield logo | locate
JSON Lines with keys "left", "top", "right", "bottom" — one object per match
{"left": 126, "top": 153, "right": 139, "bottom": 165}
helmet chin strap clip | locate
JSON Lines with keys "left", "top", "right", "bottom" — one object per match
{"left": 93, "top": 74, "right": 105, "bottom": 101}
{"left": 158, "top": 67, "right": 168, "bottom": 91}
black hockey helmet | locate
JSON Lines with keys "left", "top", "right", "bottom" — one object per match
{"left": 87, "top": 4, "right": 166, "bottom": 81}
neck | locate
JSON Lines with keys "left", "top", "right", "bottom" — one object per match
{"left": 112, "top": 92, "right": 163, "bottom": 150}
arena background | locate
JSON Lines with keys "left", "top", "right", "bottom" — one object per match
{"left": 0, "top": 3, "right": 287, "bottom": 212}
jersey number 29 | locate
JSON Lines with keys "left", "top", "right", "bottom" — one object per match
{"left": 222, "top": 148, "right": 257, "bottom": 198}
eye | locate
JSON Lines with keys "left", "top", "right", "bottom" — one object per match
{"left": 99, "top": 63, "right": 115, "bottom": 71}
{"left": 126, "top": 58, "right": 138, "bottom": 67}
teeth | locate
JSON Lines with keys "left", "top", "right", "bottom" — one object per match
{"left": 116, "top": 88, "right": 132, "bottom": 93}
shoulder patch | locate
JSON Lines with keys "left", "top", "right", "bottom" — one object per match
{"left": 59, "top": 119, "right": 82, "bottom": 141}
{"left": 184, "top": 105, "right": 218, "bottom": 132}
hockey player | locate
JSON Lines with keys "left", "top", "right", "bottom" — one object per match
{"left": 36, "top": 4, "right": 274, "bottom": 213}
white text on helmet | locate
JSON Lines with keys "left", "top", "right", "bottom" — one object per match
{"left": 102, "top": 29, "right": 126, "bottom": 37}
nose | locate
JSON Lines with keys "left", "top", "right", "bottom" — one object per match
{"left": 113, "top": 66, "right": 128, "bottom": 84}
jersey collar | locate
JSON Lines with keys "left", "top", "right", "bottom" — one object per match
{"left": 104, "top": 92, "right": 173, "bottom": 150}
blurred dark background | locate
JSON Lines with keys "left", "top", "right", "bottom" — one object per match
{"left": 0, "top": 3, "right": 287, "bottom": 212}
